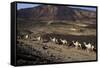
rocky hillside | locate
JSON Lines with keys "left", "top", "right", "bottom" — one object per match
{"left": 17, "top": 5, "right": 96, "bottom": 23}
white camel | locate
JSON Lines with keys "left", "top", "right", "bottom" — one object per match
{"left": 83, "top": 42, "right": 94, "bottom": 52}
{"left": 50, "top": 37, "right": 57, "bottom": 43}
{"left": 72, "top": 41, "right": 81, "bottom": 48}
{"left": 60, "top": 39, "right": 67, "bottom": 45}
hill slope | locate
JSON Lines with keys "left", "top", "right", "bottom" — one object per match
{"left": 17, "top": 5, "right": 96, "bottom": 23}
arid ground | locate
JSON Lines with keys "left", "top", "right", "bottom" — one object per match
{"left": 16, "top": 21, "right": 97, "bottom": 65}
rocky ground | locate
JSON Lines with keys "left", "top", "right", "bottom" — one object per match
{"left": 16, "top": 21, "right": 97, "bottom": 66}
{"left": 16, "top": 38, "right": 96, "bottom": 66}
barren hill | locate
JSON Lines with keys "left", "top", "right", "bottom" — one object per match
{"left": 17, "top": 5, "right": 96, "bottom": 23}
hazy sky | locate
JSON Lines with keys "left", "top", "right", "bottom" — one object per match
{"left": 68, "top": 6, "right": 96, "bottom": 11}
{"left": 17, "top": 3, "right": 40, "bottom": 10}
{"left": 17, "top": 3, "right": 96, "bottom": 11}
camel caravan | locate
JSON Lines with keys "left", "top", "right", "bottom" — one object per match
{"left": 17, "top": 30, "right": 96, "bottom": 53}
{"left": 49, "top": 37, "right": 96, "bottom": 52}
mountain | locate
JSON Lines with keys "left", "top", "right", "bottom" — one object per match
{"left": 17, "top": 5, "right": 96, "bottom": 22}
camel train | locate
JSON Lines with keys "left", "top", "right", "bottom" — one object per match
{"left": 34, "top": 35, "right": 96, "bottom": 52}
{"left": 17, "top": 34, "right": 96, "bottom": 53}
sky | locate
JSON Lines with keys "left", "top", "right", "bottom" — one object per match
{"left": 17, "top": 3, "right": 40, "bottom": 10}
{"left": 17, "top": 3, "right": 96, "bottom": 11}
{"left": 68, "top": 6, "right": 96, "bottom": 11}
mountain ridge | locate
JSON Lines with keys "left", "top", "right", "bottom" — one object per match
{"left": 17, "top": 5, "right": 96, "bottom": 23}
